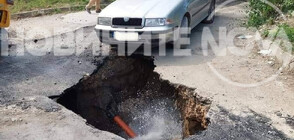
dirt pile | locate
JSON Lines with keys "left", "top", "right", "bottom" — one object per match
{"left": 57, "top": 55, "right": 211, "bottom": 139}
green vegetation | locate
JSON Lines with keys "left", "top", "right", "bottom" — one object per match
{"left": 11, "top": 0, "right": 88, "bottom": 14}
{"left": 10, "top": 0, "right": 115, "bottom": 14}
{"left": 262, "top": 24, "right": 294, "bottom": 53}
{"left": 248, "top": 0, "right": 294, "bottom": 53}
{"left": 279, "top": 24, "right": 294, "bottom": 52}
{"left": 248, "top": 0, "right": 294, "bottom": 27}
{"left": 280, "top": 24, "right": 294, "bottom": 43}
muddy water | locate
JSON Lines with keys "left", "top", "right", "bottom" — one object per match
{"left": 57, "top": 55, "right": 211, "bottom": 139}
{"left": 121, "top": 98, "right": 182, "bottom": 140}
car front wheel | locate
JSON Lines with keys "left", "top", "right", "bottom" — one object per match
{"left": 175, "top": 16, "right": 190, "bottom": 49}
{"left": 202, "top": 0, "right": 216, "bottom": 24}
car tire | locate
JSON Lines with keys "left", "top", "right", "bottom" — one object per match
{"left": 202, "top": 0, "right": 216, "bottom": 24}
{"left": 175, "top": 16, "right": 190, "bottom": 49}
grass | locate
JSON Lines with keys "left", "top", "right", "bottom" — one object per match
{"left": 10, "top": 0, "right": 121, "bottom": 14}
{"left": 248, "top": 0, "right": 294, "bottom": 53}
{"left": 263, "top": 24, "right": 294, "bottom": 53}
{"left": 280, "top": 24, "right": 294, "bottom": 42}
{"left": 280, "top": 24, "right": 294, "bottom": 53}
{"left": 248, "top": 0, "right": 294, "bottom": 28}
{"left": 10, "top": 0, "right": 116, "bottom": 14}
{"left": 10, "top": 0, "right": 88, "bottom": 14}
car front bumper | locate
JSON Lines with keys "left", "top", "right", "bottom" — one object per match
{"left": 94, "top": 25, "right": 176, "bottom": 45}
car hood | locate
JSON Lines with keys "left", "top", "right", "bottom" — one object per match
{"left": 99, "top": 0, "right": 181, "bottom": 18}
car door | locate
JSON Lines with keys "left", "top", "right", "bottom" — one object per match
{"left": 188, "top": 0, "right": 210, "bottom": 28}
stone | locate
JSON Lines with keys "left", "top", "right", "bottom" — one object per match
{"left": 268, "top": 61, "right": 275, "bottom": 66}
{"left": 258, "top": 50, "right": 272, "bottom": 56}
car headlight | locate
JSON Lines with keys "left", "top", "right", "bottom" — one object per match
{"left": 145, "top": 18, "right": 166, "bottom": 27}
{"left": 98, "top": 17, "right": 111, "bottom": 25}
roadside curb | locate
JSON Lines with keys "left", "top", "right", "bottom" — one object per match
{"left": 11, "top": 4, "right": 109, "bottom": 20}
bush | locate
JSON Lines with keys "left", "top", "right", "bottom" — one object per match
{"left": 248, "top": 0, "right": 294, "bottom": 27}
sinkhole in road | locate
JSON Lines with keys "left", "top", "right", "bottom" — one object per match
{"left": 56, "top": 55, "right": 211, "bottom": 139}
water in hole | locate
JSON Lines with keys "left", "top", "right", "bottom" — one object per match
{"left": 119, "top": 98, "right": 182, "bottom": 140}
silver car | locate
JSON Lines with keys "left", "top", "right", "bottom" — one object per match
{"left": 95, "top": 0, "right": 215, "bottom": 47}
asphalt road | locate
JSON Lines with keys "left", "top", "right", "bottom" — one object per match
{"left": 0, "top": 28, "right": 99, "bottom": 104}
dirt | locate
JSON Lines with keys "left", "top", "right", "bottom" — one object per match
{"left": 57, "top": 55, "right": 212, "bottom": 139}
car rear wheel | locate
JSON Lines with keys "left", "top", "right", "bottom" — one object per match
{"left": 202, "top": 0, "right": 216, "bottom": 24}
